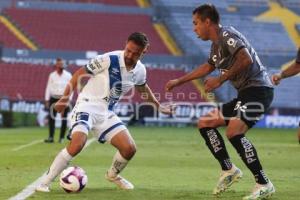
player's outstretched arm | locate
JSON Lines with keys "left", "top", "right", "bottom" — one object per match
{"left": 165, "top": 63, "right": 215, "bottom": 92}
{"left": 272, "top": 62, "right": 300, "bottom": 85}
{"left": 136, "top": 84, "right": 174, "bottom": 115}
{"left": 54, "top": 67, "right": 87, "bottom": 113}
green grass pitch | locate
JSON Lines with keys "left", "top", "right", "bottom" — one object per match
{"left": 0, "top": 126, "right": 299, "bottom": 200}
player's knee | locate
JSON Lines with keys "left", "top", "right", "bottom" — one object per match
{"left": 198, "top": 118, "right": 216, "bottom": 129}
{"left": 225, "top": 130, "right": 235, "bottom": 139}
{"left": 120, "top": 144, "right": 136, "bottom": 160}
{"left": 198, "top": 118, "right": 207, "bottom": 128}
{"left": 226, "top": 120, "right": 248, "bottom": 139}
{"left": 67, "top": 142, "right": 85, "bottom": 157}
{"left": 225, "top": 129, "right": 244, "bottom": 139}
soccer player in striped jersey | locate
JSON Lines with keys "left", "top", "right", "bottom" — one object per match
{"left": 36, "top": 32, "right": 173, "bottom": 192}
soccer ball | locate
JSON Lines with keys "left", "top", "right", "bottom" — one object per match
{"left": 59, "top": 166, "right": 88, "bottom": 193}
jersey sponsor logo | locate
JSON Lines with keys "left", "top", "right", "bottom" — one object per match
{"left": 111, "top": 67, "right": 120, "bottom": 75}
{"left": 227, "top": 38, "right": 237, "bottom": 47}
{"left": 88, "top": 63, "right": 95, "bottom": 71}
{"left": 223, "top": 31, "right": 229, "bottom": 37}
{"left": 89, "top": 59, "right": 103, "bottom": 71}
{"left": 212, "top": 55, "right": 217, "bottom": 62}
{"left": 234, "top": 101, "right": 247, "bottom": 112}
{"left": 207, "top": 129, "right": 222, "bottom": 153}
{"left": 241, "top": 137, "right": 257, "bottom": 164}
{"left": 131, "top": 73, "right": 136, "bottom": 82}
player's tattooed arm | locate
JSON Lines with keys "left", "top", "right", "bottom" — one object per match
{"left": 55, "top": 67, "right": 87, "bottom": 113}
{"left": 136, "top": 84, "right": 174, "bottom": 115}
{"left": 136, "top": 83, "right": 160, "bottom": 109}
{"left": 219, "top": 48, "right": 253, "bottom": 83}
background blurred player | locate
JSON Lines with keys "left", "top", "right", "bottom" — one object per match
{"left": 272, "top": 48, "right": 300, "bottom": 144}
{"left": 44, "top": 58, "right": 72, "bottom": 143}
{"left": 36, "top": 32, "right": 173, "bottom": 192}
{"left": 165, "top": 4, "right": 275, "bottom": 200}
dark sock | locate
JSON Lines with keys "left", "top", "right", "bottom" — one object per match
{"left": 229, "top": 134, "right": 269, "bottom": 184}
{"left": 199, "top": 128, "right": 232, "bottom": 170}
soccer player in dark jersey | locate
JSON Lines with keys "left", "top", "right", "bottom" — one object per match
{"left": 272, "top": 48, "right": 300, "bottom": 144}
{"left": 165, "top": 4, "right": 275, "bottom": 200}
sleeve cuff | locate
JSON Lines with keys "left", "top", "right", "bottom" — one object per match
{"left": 135, "top": 82, "right": 147, "bottom": 86}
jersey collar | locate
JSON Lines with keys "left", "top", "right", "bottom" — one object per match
{"left": 120, "top": 51, "right": 126, "bottom": 68}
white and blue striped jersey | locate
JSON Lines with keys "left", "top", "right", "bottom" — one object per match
{"left": 78, "top": 50, "right": 146, "bottom": 110}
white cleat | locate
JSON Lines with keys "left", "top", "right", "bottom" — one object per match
{"left": 243, "top": 181, "right": 275, "bottom": 200}
{"left": 105, "top": 172, "right": 134, "bottom": 190}
{"left": 35, "top": 184, "right": 50, "bottom": 192}
{"left": 213, "top": 164, "right": 243, "bottom": 195}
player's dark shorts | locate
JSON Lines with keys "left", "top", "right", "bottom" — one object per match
{"left": 219, "top": 86, "right": 273, "bottom": 128}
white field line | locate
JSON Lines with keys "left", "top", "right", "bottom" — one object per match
{"left": 8, "top": 138, "right": 96, "bottom": 200}
{"left": 12, "top": 140, "right": 43, "bottom": 151}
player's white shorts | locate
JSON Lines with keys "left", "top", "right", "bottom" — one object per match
{"left": 67, "top": 100, "right": 128, "bottom": 144}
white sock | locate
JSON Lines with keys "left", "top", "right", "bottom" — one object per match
{"left": 42, "top": 148, "right": 73, "bottom": 186}
{"left": 107, "top": 151, "right": 129, "bottom": 178}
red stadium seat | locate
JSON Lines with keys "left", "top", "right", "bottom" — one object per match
{"left": 0, "top": 21, "right": 27, "bottom": 49}
{"left": 4, "top": 8, "right": 170, "bottom": 54}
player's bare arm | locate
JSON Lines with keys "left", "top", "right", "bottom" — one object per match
{"left": 136, "top": 84, "right": 173, "bottom": 114}
{"left": 165, "top": 62, "right": 215, "bottom": 92}
{"left": 55, "top": 67, "right": 87, "bottom": 113}
{"left": 272, "top": 62, "right": 300, "bottom": 85}
{"left": 204, "top": 48, "right": 253, "bottom": 92}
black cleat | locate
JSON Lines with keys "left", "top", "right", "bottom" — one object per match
{"left": 44, "top": 138, "right": 54, "bottom": 143}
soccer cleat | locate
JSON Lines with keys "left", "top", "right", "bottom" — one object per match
{"left": 36, "top": 184, "right": 50, "bottom": 192}
{"left": 105, "top": 172, "right": 134, "bottom": 190}
{"left": 213, "top": 164, "right": 243, "bottom": 195}
{"left": 243, "top": 181, "right": 275, "bottom": 200}
{"left": 44, "top": 138, "right": 54, "bottom": 143}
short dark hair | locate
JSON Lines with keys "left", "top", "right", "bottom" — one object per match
{"left": 127, "top": 32, "right": 149, "bottom": 48}
{"left": 193, "top": 4, "right": 220, "bottom": 24}
{"left": 56, "top": 57, "right": 63, "bottom": 62}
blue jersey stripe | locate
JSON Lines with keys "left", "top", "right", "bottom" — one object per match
{"left": 108, "top": 55, "right": 122, "bottom": 110}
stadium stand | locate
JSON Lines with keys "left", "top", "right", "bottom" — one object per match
{"left": 150, "top": 0, "right": 228, "bottom": 10}
{"left": 4, "top": 8, "right": 170, "bottom": 54}
{"left": 41, "top": 0, "right": 139, "bottom": 6}
{"left": 280, "top": 0, "right": 300, "bottom": 14}
{"left": 296, "top": 23, "right": 300, "bottom": 34}
{"left": 0, "top": 0, "right": 299, "bottom": 110}
{"left": 272, "top": 76, "right": 300, "bottom": 108}
{"left": 152, "top": 0, "right": 296, "bottom": 56}
{"left": 164, "top": 12, "right": 296, "bottom": 56}
{"left": 130, "top": 68, "right": 205, "bottom": 103}
{"left": 225, "top": 0, "right": 269, "bottom": 15}
{"left": 0, "top": 21, "right": 27, "bottom": 49}
{"left": 0, "top": 63, "right": 203, "bottom": 103}
{"left": 0, "top": 63, "right": 51, "bottom": 101}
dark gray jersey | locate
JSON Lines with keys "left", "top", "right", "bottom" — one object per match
{"left": 208, "top": 26, "right": 273, "bottom": 91}
{"left": 296, "top": 48, "right": 300, "bottom": 64}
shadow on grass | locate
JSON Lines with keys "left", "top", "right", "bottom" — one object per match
{"left": 31, "top": 187, "right": 248, "bottom": 200}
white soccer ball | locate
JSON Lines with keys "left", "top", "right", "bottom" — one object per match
{"left": 59, "top": 166, "right": 88, "bottom": 193}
